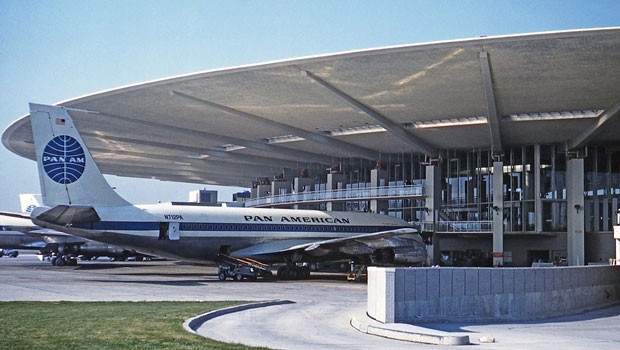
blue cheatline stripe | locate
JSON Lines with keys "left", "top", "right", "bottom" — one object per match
{"left": 72, "top": 221, "right": 407, "bottom": 234}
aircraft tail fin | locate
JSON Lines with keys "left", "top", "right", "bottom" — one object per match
{"left": 29, "top": 103, "right": 130, "bottom": 207}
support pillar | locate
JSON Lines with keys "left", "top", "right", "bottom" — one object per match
{"left": 615, "top": 225, "right": 620, "bottom": 265}
{"left": 326, "top": 173, "right": 346, "bottom": 211}
{"left": 271, "top": 180, "right": 290, "bottom": 197}
{"left": 294, "top": 177, "right": 314, "bottom": 193}
{"left": 293, "top": 177, "right": 315, "bottom": 209}
{"left": 534, "top": 145, "right": 543, "bottom": 232}
{"left": 614, "top": 198, "right": 619, "bottom": 265}
{"left": 370, "top": 169, "right": 388, "bottom": 214}
{"left": 567, "top": 158, "right": 585, "bottom": 266}
{"left": 425, "top": 165, "right": 441, "bottom": 266}
{"left": 492, "top": 161, "right": 504, "bottom": 267}
{"left": 252, "top": 184, "right": 270, "bottom": 199}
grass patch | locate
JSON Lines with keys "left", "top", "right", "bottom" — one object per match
{"left": 0, "top": 301, "right": 274, "bottom": 350}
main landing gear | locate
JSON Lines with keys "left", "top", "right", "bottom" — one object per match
{"left": 276, "top": 264, "right": 311, "bottom": 280}
{"left": 50, "top": 254, "right": 78, "bottom": 266}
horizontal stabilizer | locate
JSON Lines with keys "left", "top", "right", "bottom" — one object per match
{"left": 33, "top": 205, "right": 100, "bottom": 226}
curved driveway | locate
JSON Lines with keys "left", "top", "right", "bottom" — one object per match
{"left": 2, "top": 254, "right": 620, "bottom": 349}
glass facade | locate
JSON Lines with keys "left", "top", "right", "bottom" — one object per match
{"left": 246, "top": 144, "right": 620, "bottom": 266}
{"left": 584, "top": 147, "right": 620, "bottom": 232}
{"left": 248, "top": 145, "right": 620, "bottom": 235}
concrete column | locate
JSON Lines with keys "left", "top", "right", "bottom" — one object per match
{"left": 425, "top": 165, "right": 441, "bottom": 265}
{"left": 294, "top": 177, "right": 315, "bottom": 193}
{"left": 370, "top": 169, "right": 388, "bottom": 214}
{"left": 492, "top": 161, "right": 504, "bottom": 266}
{"left": 567, "top": 158, "right": 585, "bottom": 266}
{"left": 603, "top": 198, "right": 609, "bottom": 231}
{"left": 615, "top": 225, "right": 620, "bottom": 265}
{"left": 253, "top": 185, "right": 270, "bottom": 198}
{"left": 613, "top": 198, "right": 619, "bottom": 265}
{"left": 271, "top": 180, "right": 289, "bottom": 197}
{"left": 293, "top": 177, "right": 315, "bottom": 209}
{"left": 535, "top": 145, "right": 543, "bottom": 232}
{"left": 326, "top": 173, "right": 346, "bottom": 211}
{"left": 585, "top": 200, "right": 592, "bottom": 232}
{"left": 593, "top": 199, "right": 600, "bottom": 232}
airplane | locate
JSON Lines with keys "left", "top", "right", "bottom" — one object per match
{"left": 0, "top": 194, "right": 150, "bottom": 265}
{"left": 0, "top": 210, "right": 45, "bottom": 256}
{"left": 27, "top": 103, "right": 427, "bottom": 280}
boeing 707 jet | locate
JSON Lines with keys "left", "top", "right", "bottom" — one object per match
{"left": 27, "top": 103, "right": 427, "bottom": 279}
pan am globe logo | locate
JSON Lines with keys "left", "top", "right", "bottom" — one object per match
{"left": 42, "top": 135, "right": 86, "bottom": 184}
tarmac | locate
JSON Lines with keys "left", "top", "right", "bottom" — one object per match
{"left": 2, "top": 252, "right": 620, "bottom": 349}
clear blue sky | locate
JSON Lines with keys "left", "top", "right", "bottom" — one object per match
{"left": 1, "top": 0, "right": 619, "bottom": 211}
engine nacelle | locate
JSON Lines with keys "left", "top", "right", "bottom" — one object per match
{"left": 392, "top": 246, "right": 427, "bottom": 265}
{"left": 371, "top": 246, "right": 427, "bottom": 266}
{"left": 79, "top": 243, "right": 128, "bottom": 257}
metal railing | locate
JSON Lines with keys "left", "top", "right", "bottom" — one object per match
{"left": 246, "top": 184, "right": 424, "bottom": 207}
{"left": 435, "top": 220, "right": 493, "bottom": 233}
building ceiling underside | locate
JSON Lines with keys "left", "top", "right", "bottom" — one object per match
{"left": 3, "top": 28, "right": 620, "bottom": 187}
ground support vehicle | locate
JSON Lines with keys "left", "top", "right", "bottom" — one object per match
{"left": 217, "top": 254, "right": 273, "bottom": 281}
{"left": 0, "top": 249, "right": 19, "bottom": 258}
{"left": 347, "top": 264, "right": 367, "bottom": 282}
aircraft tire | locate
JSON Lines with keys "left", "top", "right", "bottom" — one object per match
{"left": 277, "top": 266, "right": 288, "bottom": 280}
{"left": 50, "top": 256, "right": 58, "bottom": 266}
{"left": 301, "top": 266, "right": 311, "bottom": 279}
{"left": 55, "top": 257, "right": 65, "bottom": 266}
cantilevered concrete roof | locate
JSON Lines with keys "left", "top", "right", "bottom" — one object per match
{"left": 3, "top": 27, "right": 620, "bottom": 186}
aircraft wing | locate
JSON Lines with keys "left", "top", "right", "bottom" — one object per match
{"left": 288, "top": 228, "right": 421, "bottom": 257}
{"left": 0, "top": 210, "right": 38, "bottom": 234}
{"left": 232, "top": 228, "right": 423, "bottom": 261}
{"left": 26, "top": 229, "right": 89, "bottom": 245}
{"left": 18, "top": 241, "right": 48, "bottom": 249}
{"left": 0, "top": 210, "right": 30, "bottom": 220}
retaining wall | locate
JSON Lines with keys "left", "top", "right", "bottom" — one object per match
{"left": 367, "top": 266, "right": 620, "bottom": 323}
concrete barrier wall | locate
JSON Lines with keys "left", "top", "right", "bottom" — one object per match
{"left": 368, "top": 266, "right": 620, "bottom": 323}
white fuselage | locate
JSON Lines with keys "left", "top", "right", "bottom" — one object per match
{"left": 34, "top": 203, "right": 412, "bottom": 263}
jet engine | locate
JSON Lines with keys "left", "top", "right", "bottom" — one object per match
{"left": 371, "top": 246, "right": 427, "bottom": 266}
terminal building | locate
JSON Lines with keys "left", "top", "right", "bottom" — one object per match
{"left": 3, "top": 28, "right": 620, "bottom": 267}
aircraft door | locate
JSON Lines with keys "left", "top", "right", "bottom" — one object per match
{"left": 159, "top": 222, "right": 180, "bottom": 240}
{"left": 168, "top": 222, "right": 180, "bottom": 240}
